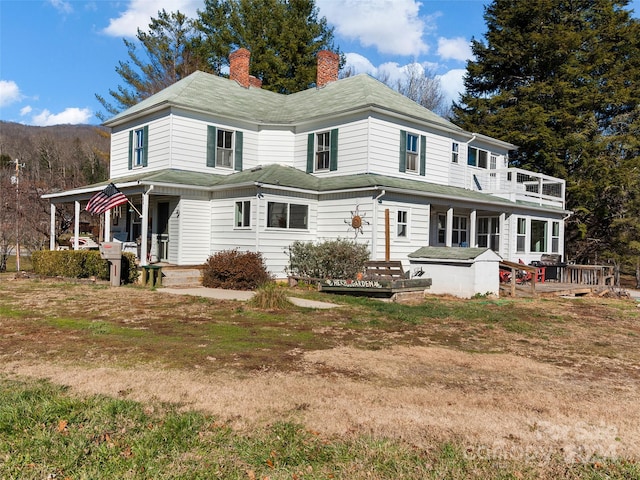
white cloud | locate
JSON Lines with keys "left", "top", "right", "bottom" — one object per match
{"left": 344, "top": 52, "right": 377, "bottom": 75}
{"left": 31, "top": 108, "right": 93, "bottom": 126}
{"left": 0, "top": 80, "right": 22, "bottom": 107}
{"left": 317, "top": 0, "right": 432, "bottom": 56}
{"left": 20, "top": 106, "right": 33, "bottom": 116}
{"left": 437, "top": 37, "right": 473, "bottom": 62}
{"left": 48, "top": 0, "right": 73, "bottom": 14}
{"left": 437, "top": 68, "right": 466, "bottom": 104}
{"left": 103, "top": 0, "right": 202, "bottom": 37}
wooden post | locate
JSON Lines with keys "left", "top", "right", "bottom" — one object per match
{"left": 385, "top": 208, "right": 390, "bottom": 261}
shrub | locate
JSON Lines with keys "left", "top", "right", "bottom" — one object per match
{"left": 249, "top": 282, "right": 292, "bottom": 310}
{"left": 285, "top": 238, "right": 370, "bottom": 279}
{"left": 202, "top": 249, "right": 272, "bottom": 290}
{"left": 31, "top": 250, "right": 138, "bottom": 284}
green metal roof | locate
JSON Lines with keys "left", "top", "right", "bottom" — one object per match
{"left": 408, "top": 246, "right": 494, "bottom": 260}
{"left": 103, "top": 164, "right": 517, "bottom": 208}
{"left": 105, "top": 71, "right": 467, "bottom": 136}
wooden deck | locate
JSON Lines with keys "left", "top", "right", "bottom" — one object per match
{"left": 499, "top": 263, "right": 615, "bottom": 298}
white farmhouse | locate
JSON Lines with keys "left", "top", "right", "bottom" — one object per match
{"left": 44, "top": 49, "right": 568, "bottom": 293}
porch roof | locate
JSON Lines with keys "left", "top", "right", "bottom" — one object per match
{"left": 44, "top": 164, "right": 566, "bottom": 213}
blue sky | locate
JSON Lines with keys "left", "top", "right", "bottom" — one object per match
{"left": 0, "top": 0, "right": 638, "bottom": 126}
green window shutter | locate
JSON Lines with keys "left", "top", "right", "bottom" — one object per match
{"left": 142, "top": 125, "right": 149, "bottom": 167}
{"left": 329, "top": 128, "right": 339, "bottom": 171}
{"left": 207, "top": 126, "right": 217, "bottom": 167}
{"left": 306, "top": 133, "right": 314, "bottom": 173}
{"left": 128, "top": 130, "right": 133, "bottom": 170}
{"left": 399, "top": 130, "right": 407, "bottom": 172}
{"left": 419, "top": 135, "right": 426, "bottom": 176}
{"left": 234, "top": 131, "right": 243, "bottom": 171}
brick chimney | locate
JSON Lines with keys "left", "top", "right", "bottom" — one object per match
{"left": 316, "top": 50, "right": 339, "bottom": 88}
{"left": 230, "top": 48, "right": 251, "bottom": 88}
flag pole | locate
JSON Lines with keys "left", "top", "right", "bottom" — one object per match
{"left": 127, "top": 199, "right": 143, "bottom": 218}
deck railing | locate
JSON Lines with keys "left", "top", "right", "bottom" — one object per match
{"left": 471, "top": 168, "right": 566, "bottom": 209}
{"left": 558, "top": 265, "right": 614, "bottom": 286}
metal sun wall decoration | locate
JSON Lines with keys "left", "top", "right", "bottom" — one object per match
{"left": 344, "top": 204, "right": 370, "bottom": 238}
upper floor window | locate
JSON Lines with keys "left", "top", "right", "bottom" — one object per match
{"left": 128, "top": 125, "right": 148, "bottom": 170}
{"left": 267, "top": 202, "right": 308, "bottom": 229}
{"left": 316, "top": 132, "right": 330, "bottom": 170}
{"left": 134, "top": 129, "right": 145, "bottom": 167}
{"left": 307, "top": 129, "right": 338, "bottom": 172}
{"left": 217, "top": 129, "right": 234, "bottom": 168}
{"left": 235, "top": 201, "right": 251, "bottom": 228}
{"left": 451, "top": 142, "right": 459, "bottom": 163}
{"left": 207, "top": 126, "right": 243, "bottom": 171}
{"left": 397, "top": 210, "right": 408, "bottom": 237}
{"left": 399, "top": 130, "right": 426, "bottom": 175}
{"left": 468, "top": 146, "right": 492, "bottom": 169}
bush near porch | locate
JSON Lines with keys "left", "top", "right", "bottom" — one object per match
{"left": 31, "top": 250, "right": 138, "bottom": 284}
{"left": 203, "top": 249, "right": 272, "bottom": 290}
{"left": 285, "top": 238, "right": 370, "bottom": 280}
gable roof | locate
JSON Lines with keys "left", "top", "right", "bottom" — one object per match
{"left": 104, "top": 71, "right": 469, "bottom": 138}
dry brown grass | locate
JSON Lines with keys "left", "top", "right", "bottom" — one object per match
{"left": 1, "top": 274, "right": 639, "bottom": 468}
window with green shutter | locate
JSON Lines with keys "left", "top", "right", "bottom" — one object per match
{"left": 308, "top": 129, "right": 339, "bottom": 172}
{"left": 207, "top": 126, "right": 243, "bottom": 171}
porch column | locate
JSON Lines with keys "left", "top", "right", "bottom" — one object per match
{"left": 469, "top": 209, "right": 477, "bottom": 248}
{"left": 104, "top": 210, "right": 111, "bottom": 243}
{"left": 73, "top": 201, "right": 80, "bottom": 250}
{"left": 140, "top": 189, "right": 150, "bottom": 266}
{"left": 499, "top": 213, "right": 506, "bottom": 256}
{"left": 50, "top": 203, "right": 56, "bottom": 251}
{"left": 445, "top": 207, "right": 453, "bottom": 247}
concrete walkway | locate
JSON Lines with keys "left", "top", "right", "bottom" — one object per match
{"left": 158, "top": 287, "right": 340, "bottom": 309}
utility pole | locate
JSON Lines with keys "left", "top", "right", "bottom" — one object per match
{"left": 11, "top": 158, "right": 25, "bottom": 271}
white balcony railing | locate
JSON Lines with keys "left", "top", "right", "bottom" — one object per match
{"left": 470, "top": 168, "right": 565, "bottom": 209}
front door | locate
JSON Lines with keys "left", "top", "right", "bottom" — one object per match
{"left": 157, "top": 202, "right": 170, "bottom": 261}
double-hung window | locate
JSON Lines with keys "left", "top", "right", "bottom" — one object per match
{"left": 517, "top": 218, "right": 527, "bottom": 253}
{"left": 451, "top": 142, "right": 459, "bottom": 163}
{"left": 235, "top": 201, "right": 251, "bottom": 228}
{"left": 316, "top": 132, "right": 330, "bottom": 170}
{"left": 478, "top": 217, "right": 500, "bottom": 251}
{"left": 452, "top": 216, "right": 468, "bottom": 246}
{"left": 267, "top": 202, "right": 308, "bottom": 229}
{"left": 551, "top": 221, "right": 560, "bottom": 253}
{"left": 397, "top": 210, "right": 408, "bottom": 238}
{"left": 406, "top": 133, "right": 418, "bottom": 172}
{"left": 217, "top": 129, "right": 234, "bottom": 168}
{"left": 134, "top": 129, "right": 145, "bottom": 167}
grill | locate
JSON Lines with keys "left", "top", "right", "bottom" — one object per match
{"left": 531, "top": 254, "right": 566, "bottom": 282}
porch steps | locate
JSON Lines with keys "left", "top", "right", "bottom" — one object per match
{"left": 159, "top": 266, "right": 203, "bottom": 288}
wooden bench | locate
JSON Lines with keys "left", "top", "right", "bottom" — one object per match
{"left": 364, "top": 260, "right": 409, "bottom": 279}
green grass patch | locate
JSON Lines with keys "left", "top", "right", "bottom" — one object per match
{"left": 1, "top": 377, "right": 637, "bottom": 480}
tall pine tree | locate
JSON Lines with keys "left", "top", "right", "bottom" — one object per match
{"left": 196, "top": 0, "right": 341, "bottom": 94}
{"left": 452, "top": 0, "right": 640, "bottom": 268}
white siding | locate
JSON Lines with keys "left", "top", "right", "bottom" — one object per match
{"left": 257, "top": 128, "right": 295, "bottom": 167}
{"left": 177, "top": 195, "right": 211, "bottom": 265}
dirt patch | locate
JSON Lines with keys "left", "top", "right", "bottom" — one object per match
{"left": 4, "top": 344, "right": 639, "bottom": 464}
{"left": 2, "top": 277, "right": 639, "bottom": 465}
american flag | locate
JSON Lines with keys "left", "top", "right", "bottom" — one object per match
{"left": 86, "top": 183, "right": 128, "bottom": 215}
